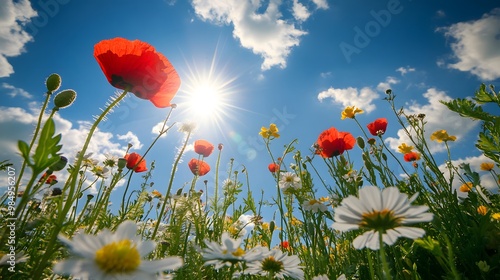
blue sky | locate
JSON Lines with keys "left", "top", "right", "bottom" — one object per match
{"left": 1, "top": 0, "right": 500, "bottom": 212}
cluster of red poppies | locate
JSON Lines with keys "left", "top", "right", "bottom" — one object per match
{"left": 188, "top": 140, "right": 215, "bottom": 176}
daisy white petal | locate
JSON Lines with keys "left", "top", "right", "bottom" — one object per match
{"left": 334, "top": 186, "right": 433, "bottom": 250}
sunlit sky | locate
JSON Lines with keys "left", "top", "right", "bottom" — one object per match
{"left": 1, "top": 1, "right": 500, "bottom": 212}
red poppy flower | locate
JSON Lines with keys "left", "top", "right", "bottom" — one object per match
{"left": 94, "top": 37, "right": 181, "bottom": 108}
{"left": 268, "top": 163, "right": 279, "bottom": 173}
{"left": 280, "top": 241, "right": 290, "bottom": 249}
{"left": 39, "top": 173, "right": 57, "bottom": 184}
{"left": 125, "top": 152, "right": 147, "bottom": 173}
{"left": 316, "top": 127, "right": 356, "bottom": 158}
{"left": 367, "top": 118, "right": 388, "bottom": 136}
{"left": 188, "top": 159, "right": 211, "bottom": 176}
{"left": 403, "top": 151, "right": 421, "bottom": 162}
{"left": 194, "top": 139, "right": 214, "bottom": 157}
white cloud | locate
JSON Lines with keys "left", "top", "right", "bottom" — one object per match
{"left": 376, "top": 76, "right": 399, "bottom": 92}
{"left": 320, "top": 71, "right": 331, "bottom": 78}
{"left": 317, "top": 86, "right": 379, "bottom": 113}
{"left": 0, "top": 0, "right": 37, "bottom": 77}
{"left": 292, "top": 0, "right": 310, "bottom": 22}
{"left": 385, "top": 88, "right": 478, "bottom": 153}
{"left": 439, "top": 8, "right": 500, "bottom": 81}
{"left": 0, "top": 105, "right": 141, "bottom": 191}
{"left": 435, "top": 10, "right": 446, "bottom": 18}
{"left": 191, "top": 0, "right": 307, "bottom": 70}
{"left": 312, "top": 0, "right": 329, "bottom": 10}
{"left": 117, "top": 131, "right": 143, "bottom": 150}
{"left": 2, "top": 83, "right": 33, "bottom": 98}
{"left": 438, "top": 154, "right": 499, "bottom": 198}
{"left": 396, "top": 66, "right": 416, "bottom": 76}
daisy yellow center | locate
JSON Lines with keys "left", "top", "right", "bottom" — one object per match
{"left": 261, "top": 256, "right": 284, "bottom": 274}
{"left": 308, "top": 199, "right": 319, "bottom": 205}
{"left": 285, "top": 176, "right": 294, "bottom": 182}
{"left": 359, "top": 209, "right": 402, "bottom": 232}
{"left": 94, "top": 240, "right": 141, "bottom": 273}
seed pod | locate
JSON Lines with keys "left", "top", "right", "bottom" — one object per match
{"left": 54, "top": 89, "right": 77, "bottom": 108}
{"left": 46, "top": 73, "right": 62, "bottom": 93}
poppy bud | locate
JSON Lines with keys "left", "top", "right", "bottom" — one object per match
{"left": 48, "top": 156, "right": 67, "bottom": 172}
{"left": 117, "top": 158, "right": 127, "bottom": 170}
{"left": 218, "top": 143, "right": 223, "bottom": 150}
{"left": 51, "top": 188, "right": 62, "bottom": 196}
{"left": 54, "top": 89, "right": 77, "bottom": 109}
{"left": 46, "top": 73, "right": 62, "bottom": 93}
{"left": 357, "top": 136, "right": 365, "bottom": 149}
{"left": 87, "top": 194, "right": 94, "bottom": 200}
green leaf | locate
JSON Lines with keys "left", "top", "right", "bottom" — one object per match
{"left": 440, "top": 98, "right": 493, "bottom": 121}
{"left": 18, "top": 140, "right": 31, "bottom": 163}
{"left": 32, "top": 118, "right": 63, "bottom": 172}
{"left": 473, "top": 83, "right": 499, "bottom": 105}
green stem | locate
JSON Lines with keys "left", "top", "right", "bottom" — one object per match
{"left": 14, "top": 91, "right": 53, "bottom": 195}
{"left": 378, "top": 231, "right": 392, "bottom": 280}
{"left": 120, "top": 171, "right": 135, "bottom": 220}
{"left": 31, "top": 89, "right": 129, "bottom": 279}
{"left": 151, "top": 130, "right": 192, "bottom": 239}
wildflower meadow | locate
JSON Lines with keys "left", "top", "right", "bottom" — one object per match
{"left": 1, "top": 37, "right": 500, "bottom": 280}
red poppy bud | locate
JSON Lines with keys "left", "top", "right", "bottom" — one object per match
{"left": 367, "top": 118, "right": 388, "bottom": 136}
{"left": 188, "top": 159, "right": 210, "bottom": 176}
{"left": 125, "top": 153, "right": 147, "bottom": 172}
{"left": 194, "top": 139, "right": 214, "bottom": 157}
{"left": 218, "top": 143, "right": 223, "bottom": 150}
{"left": 268, "top": 163, "right": 279, "bottom": 173}
{"left": 404, "top": 151, "right": 421, "bottom": 162}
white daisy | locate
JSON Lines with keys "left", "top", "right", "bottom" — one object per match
{"left": 301, "top": 199, "right": 328, "bottom": 213}
{"left": 53, "top": 220, "right": 183, "bottom": 280}
{"left": 202, "top": 232, "right": 265, "bottom": 269}
{"left": 279, "top": 172, "right": 301, "bottom": 191}
{"left": 245, "top": 248, "right": 304, "bottom": 279}
{"left": 332, "top": 186, "right": 433, "bottom": 250}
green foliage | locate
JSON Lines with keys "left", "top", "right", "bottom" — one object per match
{"left": 3, "top": 76, "right": 500, "bottom": 280}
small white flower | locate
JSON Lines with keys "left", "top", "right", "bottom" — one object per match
{"left": 332, "top": 186, "right": 433, "bottom": 250}
{"left": 202, "top": 232, "right": 265, "bottom": 269}
{"left": 53, "top": 220, "right": 183, "bottom": 280}
{"left": 302, "top": 199, "right": 328, "bottom": 213}
{"left": 245, "top": 247, "right": 304, "bottom": 279}
{"left": 279, "top": 172, "right": 301, "bottom": 191}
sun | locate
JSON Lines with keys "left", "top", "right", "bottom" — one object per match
{"left": 177, "top": 60, "right": 238, "bottom": 129}
{"left": 184, "top": 80, "right": 225, "bottom": 119}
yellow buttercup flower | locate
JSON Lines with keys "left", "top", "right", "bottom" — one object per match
{"left": 341, "top": 106, "right": 364, "bottom": 120}
{"left": 491, "top": 213, "right": 500, "bottom": 221}
{"left": 459, "top": 182, "right": 474, "bottom": 192}
{"left": 397, "top": 143, "right": 414, "bottom": 154}
{"left": 477, "top": 205, "right": 488, "bottom": 216}
{"left": 480, "top": 162, "right": 495, "bottom": 171}
{"left": 430, "top": 130, "right": 457, "bottom": 143}
{"left": 259, "top": 123, "right": 280, "bottom": 139}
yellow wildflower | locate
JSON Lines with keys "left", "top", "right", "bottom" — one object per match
{"left": 151, "top": 190, "right": 162, "bottom": 198}
{"left": 477, "top": 205, "right": 488, "bottom": 216}
{"left": 459, "top": 182, "right": 474, "bottom": 192}
{"left": 259, "top": 123, "right": 280, "bottom": 139}
{"left": 341, "top": 106, "right": 364, "bottom": 120}
{"left": 491, "top": 213, "right": 500, "bottom": 221}
{"left": 430, "top": 130, "right": 457, "bottom": 143}
{"left": 480, "top": 162, "right": 495, "bottom": 171}
{"left": 397, "top": 143, "right": 414, "bottom": 154}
